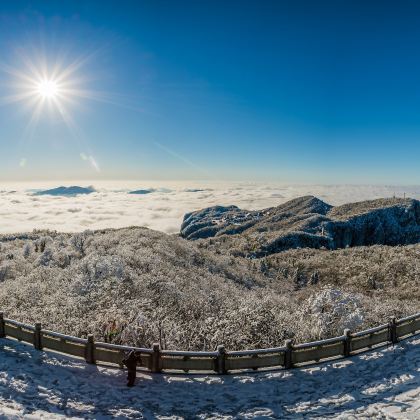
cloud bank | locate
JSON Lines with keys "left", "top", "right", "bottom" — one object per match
{"left": 1, "top": 181, "right": 420, "bottom": 234}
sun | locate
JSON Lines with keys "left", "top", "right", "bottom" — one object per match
{"left": 1, "top": 50, "right": 123, "bottom": 141}
{"left": 0, "top": 50, "right": 112, "bottom": 174}
{"left": 0, "top": 53, "right": 97, "bottom": 133}
{"left": 0, "top": 53, "right": 93, "bottom": 117}
{"left": 36, "top": 79, "right": 60, "bottom": 99}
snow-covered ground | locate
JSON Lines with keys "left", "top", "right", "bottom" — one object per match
{"left": 0, "top": 337, "right": 419, "bottom": 419}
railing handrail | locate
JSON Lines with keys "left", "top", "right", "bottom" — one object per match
{"left": 351, "top": 323, "right": 389, "bottom": 338}
{"left": 161, "top": 350, "right": 219, "bottom": 357}
{"left": 294, "top": 335, "right": 345, "bottom": 350}
{"left": 397, "top": 313, "right": 420, "bottom": 323}
{"left": 4, "top": 318, "right": 36, "bottom": 331}
{"left": 1, "top": 310, "right": 419, "bottom": 386}
{"left": 228, "top": 346, "right": 287, "bottom": 356}
{"left": 95, "top": 341, "right": 154, "bottom": 354}
{"left": 42, "top": 329, "right": 88, "bottom": 344}
{"left": 2, "top": 312, "right": 420, "bottom": 356}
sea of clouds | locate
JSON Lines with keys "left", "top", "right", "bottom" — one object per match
{"left": 1, "top": 180, "right": 420, "bottom": 234}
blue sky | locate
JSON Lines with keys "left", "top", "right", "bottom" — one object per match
{"left": 1, "top": 0, "right": 420, "bottom": 183}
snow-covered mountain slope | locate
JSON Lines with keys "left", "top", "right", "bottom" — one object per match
{"left": 1, "top": 227, "right": 419, "bottom": 351}
{"left": 0, "top": 336, "right": 419, "bottom": 419}
{"left": 181, "top": 196, "right": 420, "bottom": 256}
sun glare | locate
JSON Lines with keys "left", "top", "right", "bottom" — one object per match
{"left": 0, "top": 50, "right": 116, "bottom": 174}
{"left": 1, "top": 50, "right": 124, "bottom": 149}
{"left": 0, "top": 53, "right": 95, "bottom": 135}
{"left": 37, "top": 79, "right": 59, "bottom": 99}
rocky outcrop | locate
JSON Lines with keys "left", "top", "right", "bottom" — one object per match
{"left": 325, "top": 199, "right": 420, "bottom": 248}
{"left": 181, "top": 196, "right": 331, "bottom": 241}
{"left": 181, "top": 205, "right": 262, "bottom": 240}
{"left": 181, "top": 196, "right": 420, "bottom": 256}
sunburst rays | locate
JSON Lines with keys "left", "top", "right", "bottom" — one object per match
{"left": 0, "top": 52, "right": 94, "bottom": 120}
{"left": 0, "top": 50, "right": 108, "bottom": 172}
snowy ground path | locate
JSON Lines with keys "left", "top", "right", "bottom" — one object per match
{"left": 0, "top": 337, "right": 419, "bottom": 419}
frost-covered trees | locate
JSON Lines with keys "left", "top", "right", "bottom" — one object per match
{"left": 23, "top": 243, "right": 31, "bottom": 258}
{"left": 70, "top": 231, "right": 91, "bottom": 256}
{"left": 38, "top": 249, "right": 53, "bottom": 266}
{"left": 55, "top": 251, "right": 71, "bottom": 268}
{"left": 0, "top": 264, "right": 9, "bottom": 282}
{"left": 0, "top": 227, "right": 419, "bottom": 350}
{"left": 299, "top": 287, "right": 365, "bottom": 339}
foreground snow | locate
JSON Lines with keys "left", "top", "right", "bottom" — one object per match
{"left": 0, "top": 337, "right": 419, "bottom": 419}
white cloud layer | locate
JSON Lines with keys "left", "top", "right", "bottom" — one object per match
{"left": 1, "top": 181, "right": 420, "bottom": 234}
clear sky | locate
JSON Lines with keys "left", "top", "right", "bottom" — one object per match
{"left": 1, "top": 0, "right": 420, "bottom": 183}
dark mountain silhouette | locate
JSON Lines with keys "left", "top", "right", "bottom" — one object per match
{"left": 34, "top": 186, "right": 95, "bottom": 196}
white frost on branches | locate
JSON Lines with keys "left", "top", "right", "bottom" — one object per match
{"left": 301, "top": 287, "right": 365, "bottom": 339}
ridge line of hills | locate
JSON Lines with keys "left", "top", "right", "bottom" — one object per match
{"left": 181, "top": 195, "right": 420, "bottom": 256}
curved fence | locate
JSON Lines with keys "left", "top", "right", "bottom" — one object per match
{"left": 1, "top": 311, "right": 420, "bottom": 386}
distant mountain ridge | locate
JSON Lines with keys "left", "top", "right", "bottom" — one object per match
{"left": 34, "top": 186, "right": 95, "bottom": 196}
{"left": 128, "top": 188, "right": 172, "bottom": 195}
{"left": 181, "top": 196, "right": 420, "bottom": 256}
{"left": 128, "top": 189, "right": 156, "bottom": 195}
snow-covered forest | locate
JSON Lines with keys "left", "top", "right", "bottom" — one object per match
{"left": 0, "top": 224, "right": 419, "bottom": 351}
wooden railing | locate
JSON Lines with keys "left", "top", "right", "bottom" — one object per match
{"left": 1, "top": 311, "right": 419, "bottom": 386}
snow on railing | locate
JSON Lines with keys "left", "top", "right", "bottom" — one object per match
{"left": 0, "top": 311, "right": 419, "bottom": 387}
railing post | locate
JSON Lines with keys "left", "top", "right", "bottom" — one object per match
{"left": 34, "top": 323, "right": 42, "bottom": 350}
{"left": 85, "top": 334, "right": 95, "bottom": 364}
{"left": 343, "top": 329, "right": 351, "bottom": 357}
{"left": 389, "top": 316, "right": 398, "bottom": 344}
{"left": 0, "top": 313, "right": 5, "bottom": 338}
{"left": 216, "top": 345, "right": 227, "bottom": 374}
{"left": 150, "top": 343, "right": 161, "bottom": 373}
{"left": 284, "top": 339, "right": 293, "bottom": 369}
